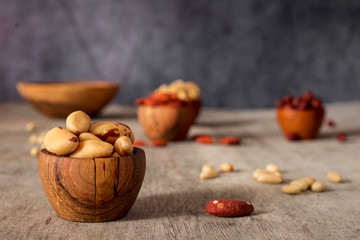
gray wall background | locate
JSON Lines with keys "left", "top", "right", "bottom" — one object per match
{"left": 1, "top": 0, "right": 360, "bottom": 108}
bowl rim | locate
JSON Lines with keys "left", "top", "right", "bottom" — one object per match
{"left": 17, "top": 80, "right": 120, "bottom": 88}
{"left": 40, "top": 147, "right": 144, "bottom": 160}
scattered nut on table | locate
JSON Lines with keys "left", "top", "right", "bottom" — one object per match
{"left": 220, "top": 163, "right": 234, "bottom": 172}
{"left": 25, "top": 121, "right": 36, "bottom": 132}
{"left": 327, "top": 171, "right": 342, "bottom": 183}
{"left": 30, "top": 146, "right": 40, "bottom": 157}
{"left": 200, "top": 169, "right": 219, "bottom": 179}
{"left": 311, "top": 181, "right": 326, "bottom": 192}
{"left": 282, "top": 185, "right": 301, "bottom": 195}
{"left": 253, "top": 164, "right": 283, "bottom": 184}
{"left": 290, "top": 180, "right": 308, "bottom": 191}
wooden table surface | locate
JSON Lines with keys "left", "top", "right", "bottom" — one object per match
{"left": 1, "top": 103, "right": 359, "bottom": 240}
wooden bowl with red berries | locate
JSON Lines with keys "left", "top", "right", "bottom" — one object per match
{"left": 136, "top": 80, "right": 201, "bottom": 141}
{"left": 276, "top": 91, "right": 325, "bottom": 140}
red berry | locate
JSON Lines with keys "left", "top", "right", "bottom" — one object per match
{"left": 303, "top": 91, "right": 313, "bottom": 100}
{"left": 133, "top": 140, "right": 146, "bottom": 146}
{"left": 337, "top": 132, "right": 347, "bottom": 142}
{"left": 220, "top": 136, "right": 241, "bottom": 145}
{"left": 195, "top": 136, "right": 215, "bottom": 144}
{"left": 151, "top": 140, "right": 167, "bottom": 146}
{"left": 286, "top": 133, "right": 300, "bottom": 141}
{"left": 327, "top": 120, "right": 335, "bottom": 127}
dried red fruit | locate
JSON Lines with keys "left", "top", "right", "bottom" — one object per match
{"left": 205, "top": 199, "right": 254, "bottom": 217}
{"left": 285, "top": 133, "right": 300, "bottom": 141}
{"left": 133, "top": 140, "right": 146, "bottom": 146}
{"left": 311, "top": 98, "right": 322, "bottom": 108}
{"left": 291, "top": 98, "right": 300, "bottom": 108}
{"left": 195, "top": 136, "right": 215, "bottom": 144}
{"left": 327, "top": 120, "right": 335, "bottom": 127}
{"left": 283, "top": 95, "right": 292, "bottom": 103}
{"left": 276, "top": 91, "right": 323, "bottom": 111}
{"left": 220, "top": 136, "right": 241, "bottom": 145}
{"left": 135, "top": 98, "right": 146, "bottom": 105}
{"left": 151, "top": 139, "right": 168, "bottom": 146}
{"left": 303, "top": 90, "right": 313, "bottom": 100}
{"left": 150, "top": 92, "right": 171, "bottom": 102}
{"left": 337, "top": 132, "right": 347, "bottom": 142}
{"left": 143, "top": 99, "right": 160, "bottom": 106}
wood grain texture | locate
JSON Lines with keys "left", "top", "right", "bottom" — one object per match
{"left": 38, "top": 148, "right": 145, "bottom": 222}
{"left": 0, "top": 103, "right": 360, "bottom": 239}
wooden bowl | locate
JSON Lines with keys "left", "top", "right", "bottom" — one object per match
{"left": 137, "top": 103, "right": 198, "bottom": 141}
{"left": 276, "top": 106, "right": 325, "bottom": 140}
{"left": 16, "top": 81, "right": 119, "bottom": 118}
{"left": 38, "top": 148, "right": 146, "bottom": 222}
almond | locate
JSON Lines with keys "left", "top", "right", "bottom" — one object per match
{"left": 205, "top": 199, "right": 254, "bottom": 217}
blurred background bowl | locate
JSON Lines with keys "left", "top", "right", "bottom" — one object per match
{"left": 137, "top": 103, "right": 199, "bottom": 141}
{"left": 16, "top": 81, "right": 119, "bottom": 118}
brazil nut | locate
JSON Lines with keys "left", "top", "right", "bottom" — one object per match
{"left": 66, "top": 110, "right": 91, "bottom": 135}
{"left": 114, "top": 136, "right": 133, "bottom": 156}
{"left": 89, "top": 121, "right": 134, "bottom": 144}
{"left": 44, "top": 127, "right": 79, "bottom": 155}
{"left": 69, "top": 140, "right": 114, "bottom": 158}
{"left": 79, "top": 132, "right": 102, "bottom": 142}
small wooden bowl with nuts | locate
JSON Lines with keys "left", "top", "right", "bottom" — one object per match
{"left": 39, "top": 111, "right": 146, "bottom": 222}
{"left": 136, "top": 80, "right": 201, "bottom": 141}
{"left": 39, "top": 147, "right": 145, "bottom": 222}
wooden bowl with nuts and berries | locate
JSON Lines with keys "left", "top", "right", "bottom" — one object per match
{"left": 38, "top": 111, "right": 146, "bottom": 222}
{"left": 136, "top": 79, "right": 201, "bottom": 141}
{"left": 276, "top": 91, "right": 325, "bottom": 140}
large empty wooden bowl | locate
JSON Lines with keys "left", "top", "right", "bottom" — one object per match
{"left": 38, "top": 148, "right": 146, "bottom": 222}
{"left": 16, "top": 81, "right": 119, "bottom": 118}
{"left": 138, "top": 104, "right": 198, "bottom": 141}
{"left": 277, "top": 107, "right": 325, "bottom": 140}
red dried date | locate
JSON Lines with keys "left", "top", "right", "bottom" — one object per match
{"left": 205, "top": 199, "right": 254, "bottom": 217}
{"left": 195, "top": 136, "right": 215, "bottom": 144}
{"left": 286, "top": 133, "right": 300, "bottom": 141}
{"left": 133, "top": 140, "right": 146, "bottom": 146}
{"left": 151, "top": 140, "right": 167, "bottom": 146}
{"left": 327, "top": 120, "right": 335, "bottom": 127}
{"left": 220, "top": 136, "right": 241, "bottom": 145}
{"left": 337, "top": 132, "right": 347, "bottom": 142}
{"left": 276, "top": 91, "right": 323, "bottom": 110}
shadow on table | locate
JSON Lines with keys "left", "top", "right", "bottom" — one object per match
{"left": 123, "top": 187, "right": 266, "bottom": 221}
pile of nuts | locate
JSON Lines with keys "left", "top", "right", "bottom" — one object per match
{"left": 155, "top": 79, "right": 201, "bottom": 102}
{"left": 43, "top": 111, "right": 135, "bottom": 158}
{"left": 200, "top": 163, "right": 234, "bottom": 179}
{"left": 135, "top": 79, "right": 200, "bottom": 107}
{"left": 253, "top": 164, "right": 342, "bottom": 195}
{"left": 253, "top": 164, "right": 283, "bottom": 184}
{"left": 276, "top": 91, "right": 323, "bottom": 110}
